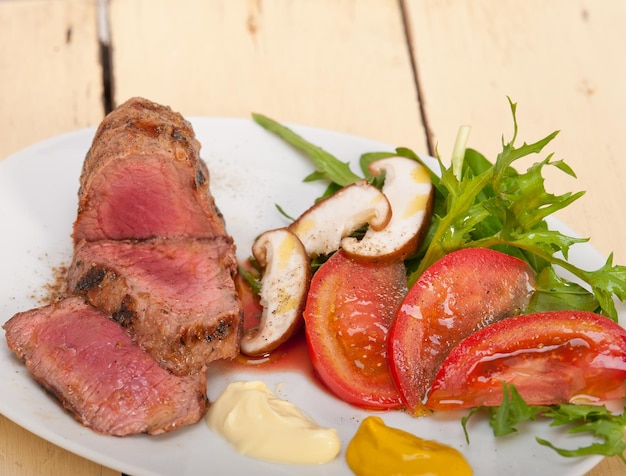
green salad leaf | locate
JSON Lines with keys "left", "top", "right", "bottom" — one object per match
{"left": 252, "top": 113, "right": 361, "bottom": 200}
{"left": 539, "top": 404, "right": 626, "bottom": 460}
{"left": 252, "top": 99, "right": 626, "bottom": 320}
{"left": 252, "top": 101, "right": 626, "bottom": 461}
{"left": 463, "top": 383, "right": 626, "bottom": 462}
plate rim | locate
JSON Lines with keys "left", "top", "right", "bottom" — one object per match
{"left": 0, "top": 117, "right": 612, "bottom": 476}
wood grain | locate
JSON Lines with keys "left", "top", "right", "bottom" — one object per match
{"left": 0, "top": 416, "right": 118, "bottom": 476}
{"left": 0, "top": 1, "right": 113, "bottom": 474}
{"left": 108, "top": 0, "right": 428, "bottom": 153}
{"left": 0, "top": 0, "right": 104, "bottom": 160}
{"left": 0, "top": 0, "right": 624, "bottom": 474}
{"left": 405, "top": 0, "right": 626, "bottom": 265}
{"left": 404, "top": 1, "right": 626, "bottom": 474}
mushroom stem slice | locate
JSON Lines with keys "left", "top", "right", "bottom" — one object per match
{"left": 240, "top": 228, "right": 311, "bottom": 357}
{"left": 288, "top": 180, "right": 392, "bottom": 258}
{"left": 342, "top": 157, "right": 434, "bottom": 262}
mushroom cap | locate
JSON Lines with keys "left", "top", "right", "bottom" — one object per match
{"left": 240, "top": 228, "right": 311, "bottom": 356}
{"left": 288, "top": 180, "right": 392, "bottom": 258}
{"left": 342, "top": 157, "right": 434, "bottom": 262}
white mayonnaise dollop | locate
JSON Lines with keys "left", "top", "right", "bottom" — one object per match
{"left": 206, "top": 380, "right": 341, "bottom": 464}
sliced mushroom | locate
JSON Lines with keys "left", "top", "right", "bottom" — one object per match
{"left": 288, "top": 180, "right": 392, "bottom": 258}
{"left": 240, "top": 228, "right": 311, "bottom": 356}
{"left": 341, "top": 157, "right": 434, "bottom": 262}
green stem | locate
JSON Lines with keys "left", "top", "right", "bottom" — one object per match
{"left": 451, "top": 125, "right": 471, "bottom": 180}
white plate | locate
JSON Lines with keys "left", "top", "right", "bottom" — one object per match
{"left": 0, "top": 118, "right": 619, "bottom": 476}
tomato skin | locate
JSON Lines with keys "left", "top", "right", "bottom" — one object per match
{"left": 426, "top": 310, "right": 626, "bottom": 410}
{"left": 303, "top": 250, "right": 407, "bottom": 410}
{"left": 388, "top": 248, "right": 536, "bottom": 415}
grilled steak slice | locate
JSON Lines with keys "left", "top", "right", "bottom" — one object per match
{"left": 2, "top": 297, "right": 208, "bottom": 436}
{"left": 67, "top": 237, "right": 243, "bottom": 375}
{"left": 73, "top": 96, "right": 228, "bottom": 243}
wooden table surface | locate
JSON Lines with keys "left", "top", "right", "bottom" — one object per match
{"left": 1, "top": 1, "right": 625, "bottom": 474}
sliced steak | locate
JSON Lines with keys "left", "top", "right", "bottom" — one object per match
{"left": 67, "top": 237, "right": 243, "bottom": 376}
{"left": 73, "top": 96, "right": 228, "bottom": 243}
{"left": 2, "top": 297, "right": 208, "bottom": 436}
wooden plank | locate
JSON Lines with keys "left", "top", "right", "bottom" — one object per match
{"left": 0, "top": 416, "right": 119, "bottom": 476}
{"left": 405, "top": 1, "right": 626, "bottom": 475}
{"left": 0, "top": 2, "right": 112, "bottom": 474}
{"left": 108, "top": 0, "right": 427, "bottom": 152}
{"left": 0, "top": 0, "right": 104, "bottom": 160}
{"left": 405, "top": 0, "right": 626, "bottom": 266}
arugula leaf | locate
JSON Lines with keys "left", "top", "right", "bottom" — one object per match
{"left": 463, "top": 383, "right": 626, "bottom": 461}
{"left": 274, "top": 203, "right": 296, "bottom": 221}
{"left": 461, "top": 384, "right": 543, "bottom": 443}
{"left": 237, "top": 265, "right": 261, "bottom": 295}
{"left": 538, "top": 404, "right": 626, "bottom": 461}
{"left": 359, "top": 151, "right": 394, "bottom": 177}
{"left": 530, "top": 267, "right": 602, "bottom": 313}
{"left": 404, "top": 104, "right": 582, "bottom": 279}
{"left": 400, "top": 99, "right": 626, "bottom": 319}
{"left": 251, "top": 104, "right": 626, "bottom": 462}
{"left": 488, "top": 384, "right": 544, "bottom": 437}
{"left": 252, "top": 98, "right": 626, "bottom": 320}
{"left": 252, "top": 113, "right": 362, "bottom": 186}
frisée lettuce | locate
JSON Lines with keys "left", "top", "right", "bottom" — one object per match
{"left": 253, "top": 99, "right": 626, "bottom": 320}
{"left": 251, "top": 100, "right": 626, "bottom": 461}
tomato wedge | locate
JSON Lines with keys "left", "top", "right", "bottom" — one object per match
{"left": 388, "top": 248, "right": 536, "bottom": 415}
{"left": 303, "top": 250, "right": 407, "bottom": 410}
{"left": 427, "top": 310, "right": 626, "bottom": 410}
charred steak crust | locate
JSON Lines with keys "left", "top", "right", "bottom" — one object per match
{"left": 2, "top": 297, "right": 208, "bottom": 436}
{"left": 68, "top": 96, "right": 244, "bottom": 376}
{"left": 3, "top": 97, "right": 244, "bottom": 436}
{"left": 73, "top": 96, "right": 229, "bottom": 243}
{"left": 67, "top": 237, "right": 243, "bottom": 376}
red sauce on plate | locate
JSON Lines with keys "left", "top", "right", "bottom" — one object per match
{"left": 211, "top": 272, "right": 317, "bottom": 383}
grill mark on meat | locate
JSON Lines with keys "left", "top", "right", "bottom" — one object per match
{"left": 5, "top": 97, "right": 243, "bottom": 436}
{"left": 112, "top": 294, "right": 136, "bottom": 328}
{"left": 67, "top": 237, "right": 242, "bottom": 375}
{"left": 171, "top": 127, "right": 187, "bottom": 142}
{"left": 195, "top": 167, "right": 207, "bottom": 187}
{"left": 125, "top": 117, "right": 166, "bottom": 138}
{"left": 180, "top": 317, "right": 233, "bottom": 345}
{"left": 74, "top": 266, "right": 107, "bottom": 291}
{"left": 213, "top": 319, "right": 233, "bottom": 341}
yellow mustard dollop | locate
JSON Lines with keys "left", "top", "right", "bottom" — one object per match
{"left": 346, "top": 416, "right": 472, "bottom": 476}
{"left": 206, "top": 380, "right": 341, "bottom": 464}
